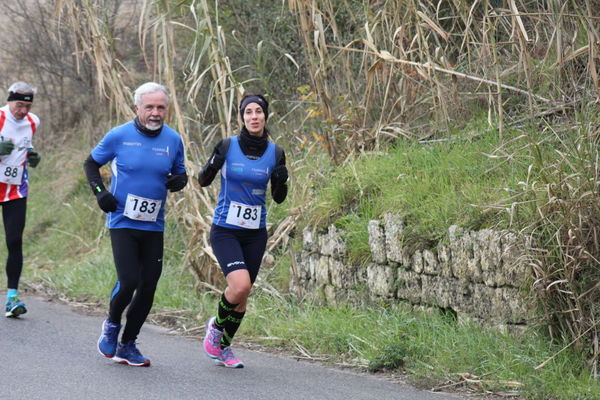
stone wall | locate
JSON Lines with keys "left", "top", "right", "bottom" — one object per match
{"left": 291, "top": 213, "right": 534, "bottom": 327}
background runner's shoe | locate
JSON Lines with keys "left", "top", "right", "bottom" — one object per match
{"left": 5, "top": 296, "right": 27, "bottom": 318}
{"left": 215, "top": 346, "right": 244, "bottom": 368}
{"left": 203, "top": 316, "right": 223, "bottom": 359}
{"left": 113, "top": 340, "right": 151, "bottom": 367}
{"left": 97, "top": 320, "right": 122, "bottom": 357}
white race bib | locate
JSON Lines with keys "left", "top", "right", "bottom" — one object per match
{"left": 225, "top": 201, "right": 261, "bottom": 229}
{"left": 0, "top": 162, "right": 24, "bottom": 185}
{"left": 123, "top": 193, "right": 162, "bottom": 222}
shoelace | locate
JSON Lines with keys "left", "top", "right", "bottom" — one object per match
{"left": 221, "top": 347, "right": 237, "bottom": 361}
{"left": 104, "top": 323, "right": 120, "bottom": 339}
{"left": 209, "top": 326, "right": 223, "bottom": 347}
{"left": 130, "top": 346, "right": 142, "bottom": 357}
{"left": 124, "top": 342, "right": 143, "bottom": 357}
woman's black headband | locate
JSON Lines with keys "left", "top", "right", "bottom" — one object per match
{"left": 239, "top": 95, "right": 268, "bottom": 120}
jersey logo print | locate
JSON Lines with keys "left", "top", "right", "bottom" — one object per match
{"left": 251, "top": 167, "right": 269, "bottom": 176}
{"left": 152, "top": 146, "right": 169, "bottom": 156}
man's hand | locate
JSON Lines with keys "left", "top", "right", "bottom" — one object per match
{"left": 0, "top": 141, "right": 14, "bottom": 156}
{"left": 27, "top": 151, "right": 41, "bottom": 168}
{"left": 95, "top": 191, "right": 118, "bottom": 213}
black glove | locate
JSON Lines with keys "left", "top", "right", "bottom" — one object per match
{"left": 95, "top": 190, "right": 118, "bottom": 213}
{"left": 271, "top": 165, "right": 288, "bottom": 185}
{"left": 0, "top": 141, "right": 14, "bottom": 156}
{"left": 166, "top": 173, "right": 188, "bottom": 192}
{"left": 27, "top": 151, "right": 41, "bottom": 168}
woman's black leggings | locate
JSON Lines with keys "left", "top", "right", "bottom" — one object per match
{"left": 3, "top": 198, "right": 26, "bottom": 290}
{"left": 108, "top": 228, "right": 163, "bottom": 342}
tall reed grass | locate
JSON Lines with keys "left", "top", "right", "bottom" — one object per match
{"left": 288, "top": 0, "right": 600, "bottom": 375}
{"left": 47, "top": 0, "right": 600, "bottom": 375}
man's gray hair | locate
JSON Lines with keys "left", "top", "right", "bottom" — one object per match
{"left": 8, "top": 81, "right": 36, "bottom": 95}
{"left": 133, "top": 82, "right": 169, "bottom": 107}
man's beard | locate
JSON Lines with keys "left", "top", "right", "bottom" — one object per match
{"left": 145, "top": 120, "right": 162, "bottom": 130}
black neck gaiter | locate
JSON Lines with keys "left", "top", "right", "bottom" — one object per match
{"left": 239, "top": 126, "right": 268, "bottom": 160}
{"left": 134, "top": 117, "right": 162, "bottom": 137}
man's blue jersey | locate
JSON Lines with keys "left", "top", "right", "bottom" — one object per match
{"left": 213, "top": 135, "right": 276, "bottom": 229}
{"left": 91, "top": 121, "right": 186, "bottom": 231}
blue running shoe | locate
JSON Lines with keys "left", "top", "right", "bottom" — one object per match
{"left": 5, "top": 296, "right": 27, "bottom": 318}
{"left": 97, "top": 320, "right": 121, "bottom": 358}
{"left": 113, "top": 340, "right": 151, "bottom": 367}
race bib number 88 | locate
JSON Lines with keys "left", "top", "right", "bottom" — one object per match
{"left": 123, "top": 193, "right": 162, "bottom": 222}
{"left": 0, "top": 163, "right": 24, "bottom": 185}
{"left": 225, "top": 201, "right": 261, "bottom": 229}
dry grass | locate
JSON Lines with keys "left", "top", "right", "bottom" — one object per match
{"left": 288, "top": 0, "right": 599, "bottom": 155}
{"left": 524, "top": 123, "right": 600, "bottom": 377}
{"left": 48, "top": 0, "right": 600, "bottom": 375}
{"left": 285, "top": 2, "right": 600, "bottom": 374}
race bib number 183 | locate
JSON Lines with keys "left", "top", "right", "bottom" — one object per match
{"left": 123, "top": 193, "right": 161, "bottom": 222}
{"left": 225, "top": 201, "right": 261, "bottom": 229}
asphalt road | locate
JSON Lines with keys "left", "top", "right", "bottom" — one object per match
{"left": 0, "top": 296, "right": 464, "bottom": 400}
